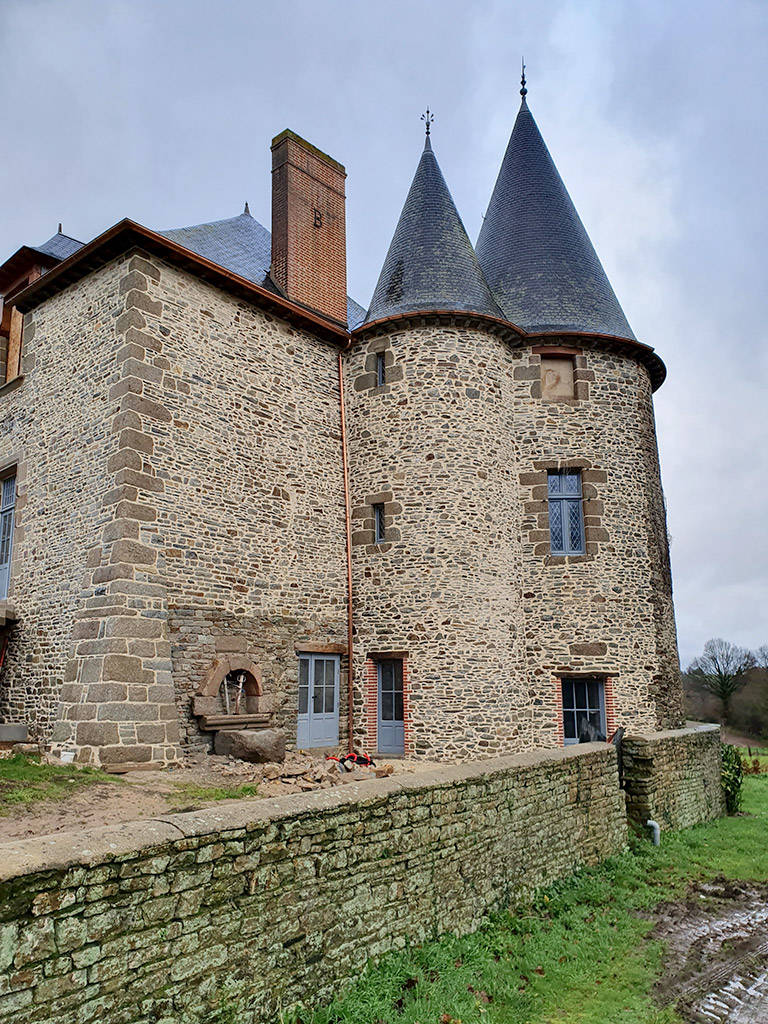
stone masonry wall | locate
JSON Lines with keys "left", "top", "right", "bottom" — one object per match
{"left": 345, "top": 320, "right": 684, "bottom": 759}
{"left": 345, "top": 321, "right": 527, "bottom": 759}
{"left": 0, "top": 250, "right": 349, "bottom": 764}
{"left": 0, "top": 260, "right": 131, "bottom": 736}
{"left": 514, "top": 337, "right": 684, "bottom": 745}
{"left": 122, "top": 254, "right": 349, "bottom": 751}
{"left": 622, "top": 723, "right": 725, "bottom": 829}
{"left": 0, "top": 744, "right": 626, "bottom": 1024}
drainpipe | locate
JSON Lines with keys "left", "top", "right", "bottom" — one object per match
{"left": 338, "top": 348, "right": 355, "bottom": 754}
{"left": 646, "top": 820, "right": 661, "bottom": 846}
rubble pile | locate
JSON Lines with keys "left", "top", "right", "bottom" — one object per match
{"left": 205, "top": 750, "right": 394, "bottom": 794}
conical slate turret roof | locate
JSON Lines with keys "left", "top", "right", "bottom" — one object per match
{"left": 476, "top": 98, "right": 636, "bottom": 341}
{"left": 364, "top": 136, "right": 502, "bottom": 324}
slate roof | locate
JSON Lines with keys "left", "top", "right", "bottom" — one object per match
{"left": 475, "top": 99, "right": 636, "bottom": 341}
{"left": 364, "top": 137, "right": 503, "bottom": 325}
{"left": 33, "top": 232, "right": 84, "bottom": 262}
{"left": 161, "top": 209, "right": 366, "bottom": 329}
{"left": 161, "top": 212, "right": 272, "bottom": 290}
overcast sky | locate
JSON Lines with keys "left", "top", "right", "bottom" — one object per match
{"left": 1, "top": 0, "right": 766, "bottom": 668}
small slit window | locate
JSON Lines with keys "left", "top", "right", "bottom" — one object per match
{"left": 376, "top": 352, "right": 386, "bottom": 386}
{"left": 373, "top": 503, "right": 385, "bottom": 544}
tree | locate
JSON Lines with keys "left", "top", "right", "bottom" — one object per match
{"left": 686, "top": 638, "right": 755, "bottom": 723}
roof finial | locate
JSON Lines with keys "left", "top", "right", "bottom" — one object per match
{"left": 243, "top": 201, "right": 250, "bottom": 216}
{"left": 520, "top": 57, "right": 527, "bottom": 99}
{"left": 57, "top": 222, "right": 63, "bottom": 234}
{"left": 421, "top": 107, "right": 434, "bottom": 136}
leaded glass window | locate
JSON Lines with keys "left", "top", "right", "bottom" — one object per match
{"left": 547, "top": 470, "right": 585, "bottom": 555}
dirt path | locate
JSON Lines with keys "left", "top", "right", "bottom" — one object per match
{"left": 0, "top": 750, "right": 443, "bottom": 844}
{"left": 652, "top": 878, "right": 768, "bottom": 1022}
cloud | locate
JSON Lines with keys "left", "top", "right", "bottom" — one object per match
{"left": 0, "top": 0, "right": 765, "bottom": 664}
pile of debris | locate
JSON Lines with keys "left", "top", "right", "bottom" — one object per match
{"left": 206, "top": 750, "right": 393, "bottom": 795}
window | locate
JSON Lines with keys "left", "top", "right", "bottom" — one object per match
{"left": 373, "top": 503, "right": 385, "bottom": 544}
{"left": 540, "top": 356, "right": 575, "bottom": 400}
{"left": 0, "top": 474, "right": 15, "bottom": 599}
{"left": 561, "top": 677, "right": 605, "bottom": 744}
{"left": 547, "top": 470, "right": 585, "bottom": 555}
{"left": 376, "top": 352, "right": 386, "bottom": 386}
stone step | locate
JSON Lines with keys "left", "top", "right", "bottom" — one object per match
{"left": 200, "top": 713, "right": 272, "bottom": 732}
{"left": 0, "top": 723, "right": 29, "bottom": 743}
{"left": 0, "top": 600, "right": 17, "bottom": 629}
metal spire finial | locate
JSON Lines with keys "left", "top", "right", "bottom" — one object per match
{"left": 421, "top": 107, "right": 434, "bottom": 136}
{"left": 57, "top": 222, "right": 63, "bottom": 234}
{"left": 520, "top": 57, "right": 527, "bottom": 99}
{"left": 243, "top": 201, "right": 250, "bottom": 216}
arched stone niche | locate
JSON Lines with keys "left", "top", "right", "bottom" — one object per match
{"left": 192, "top": 656, "right": 265, "bottom": 720}
{"left": 198, "top": 656, "right": 263, "bottom": 698}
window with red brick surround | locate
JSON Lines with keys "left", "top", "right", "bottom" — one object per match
{"left": 553, "top": 675, "right": 616, "bottom": 746}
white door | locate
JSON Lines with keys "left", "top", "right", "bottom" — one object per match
{"left": 296, "top": 654, "right": 340, "bottom": 747}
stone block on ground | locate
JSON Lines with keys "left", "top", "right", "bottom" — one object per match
{"left": 213, "top": 728, "right": 286, "bottom": 763}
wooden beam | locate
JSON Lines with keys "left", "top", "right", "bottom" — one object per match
{"left": 6, "top": 308, "right": 23, "bottom": 382}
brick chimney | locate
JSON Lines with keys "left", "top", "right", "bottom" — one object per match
{"left": 270, "top": 130, "right": 348, "bottom": 326}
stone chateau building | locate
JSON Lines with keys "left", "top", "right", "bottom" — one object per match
{"left": 0, "top": 86, "right": 685, "bottom": 768}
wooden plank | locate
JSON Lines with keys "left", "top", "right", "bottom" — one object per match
{"left": 200, "top": 714, "right": 272, "bottom": 731}
{"left": 6, "top": 308, "right": 23, "bottom": 382}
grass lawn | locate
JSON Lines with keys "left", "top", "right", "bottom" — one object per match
{"left": 0, "top": 752, "right": 120, "bottom": 811}
{"left": 166, "top": 781, "right": 259, "bottom": 808}
{"left": 288, "top": 774, "right": 768, "bottom": 1024}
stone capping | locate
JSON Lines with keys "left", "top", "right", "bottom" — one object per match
{"left": 198, "top": 657, "right": 263, "bottom": 696}
{"left": 0, "top": 374, "right": 24, "bottom": 400}
{"left": 623, "top": 722, "right": 721, "bottom": 743}
{"left": 0, "top": 742, "right": 612, "bottom": 880}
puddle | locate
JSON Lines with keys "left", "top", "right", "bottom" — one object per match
{"left": 651, "top": 878, "right": 768, "bottom": 1022}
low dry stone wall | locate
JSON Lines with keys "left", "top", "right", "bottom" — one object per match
{"left": 0, "top": 744, "right": 625, "bottom": 1024}
{"left": 622, "top": 723, "right": 725, "bottom": 829}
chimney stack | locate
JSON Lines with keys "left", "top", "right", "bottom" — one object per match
{"left": 270, "top": 130, "right": 348, "bottom": 326}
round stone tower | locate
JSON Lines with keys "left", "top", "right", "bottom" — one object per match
{"left": 346, "top": 95, "right": 684, "bottom": 761}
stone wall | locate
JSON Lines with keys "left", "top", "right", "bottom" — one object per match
{"left": 622, "top": 723, "right": 725, "bottom": 829}
{"left": 130, "top": 254, "right": 349, "bottom": 752}
{"left": 0, "top": 249, "right": 349, "bottom": 764}
{"left": 0, "top": 744, "right": 626, "bottom": 1024}
{"left": 346, "top": 319, "right": 527, "bottom": 759}
{"left": 0, "top": 260, "right": 129, "bottom": 736}
{"left": 345, "top": 319, "right": 684, "bottom": 760}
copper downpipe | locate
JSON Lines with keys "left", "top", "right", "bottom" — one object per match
{"left": 338, "top": 349, "right": 355, "bottom": 753}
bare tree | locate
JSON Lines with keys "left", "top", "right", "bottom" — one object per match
{"left": 754, "top": 645, "right": 768, "bottom": 670}
{"left": 687, "top": 638, "right": 755, "bottom": 722}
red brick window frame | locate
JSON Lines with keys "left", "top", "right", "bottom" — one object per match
{"left": 364, "top": 652, "right": 412, "bottom": 756}
{"left": 553, "top": 674, "right": 616, "bottom": 747}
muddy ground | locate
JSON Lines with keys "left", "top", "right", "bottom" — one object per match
{"left": 651, "top": 877, "right": 768, "bottom": 1022}
{"left": 0, "top": 749, "right": 441, "bottom": 844}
